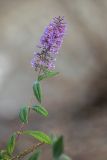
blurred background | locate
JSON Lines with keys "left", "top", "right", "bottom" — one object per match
{"left": 0, "top": 0, "right": 107, "bottom": 159}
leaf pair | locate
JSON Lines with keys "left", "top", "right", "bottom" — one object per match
{"left": 6, "top": 131, "right": 51, "bottom": 156}
{"left": 38, "top": 70, "right": 59, "bottom": 81}
{"left": 33, "top": 70, "right": 59, "bottom": 103}
{"left": 6, "top": 131, "right": 51, "bottom": 159}
{"left": 19, "top": 104, "right": 48, "bottom": 124}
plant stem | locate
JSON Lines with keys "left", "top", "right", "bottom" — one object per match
{"left": 11, "top": 142, "right": 44, "bottom": 160}
{"left": 16, "top": 123, "right": 25, "bottom": 141}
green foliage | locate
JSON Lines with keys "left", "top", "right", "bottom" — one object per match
{"left": 23, "top": 130, "right": 52, "bottom": 144}
{"left": 0, "top": 150, "right": 8, "bottom": 160}
{"left": 0, "top": 150, "right": 11, "bottom": 160}
{"left": 38, "top": 70, "right": 59, "bottom": 81}
{"left": 28, "top": 149, "right": 41, "bottom": 160}
{"left": 32, "top": 105, "right": 48, "bottom": 117}
{"left": 6, "top": 133, "right": 16, "bottom": 156}
{"left": 52, "top": 136, "right": 71, "bottom": 160}
{"left": 52, "top": 136, "right": 64, "bottom": 159}
{"left": 33, "top": 81, "right": 42, "bottom": 103}
{"left": 0, "top": 152, "right": 2, "bottom": 160}
{"left": 19, "top": 106, "right": 29, "bottom": 123}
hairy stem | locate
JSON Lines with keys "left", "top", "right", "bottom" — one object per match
{"left": 11, "top": 142, "right": 44, "bottom": 160}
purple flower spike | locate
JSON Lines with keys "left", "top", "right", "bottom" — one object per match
{"left": 31, "top": 16, "right": 67, "bottom": 72}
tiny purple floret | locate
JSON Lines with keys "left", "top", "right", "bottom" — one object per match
{"left": 31, "top": 16, "right": 67, "bottom": 71}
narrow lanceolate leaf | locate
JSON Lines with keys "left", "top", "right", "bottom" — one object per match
{"left": 33, "top": 81, "right": 42, "bottom": 103}
{"left": 23, "top": 130, "right": 52, "bottom": 144}
{"left": 38, "top": 70, "right": 59, "bottom": 81}
{"left": 52, "top": 136, "right": 64, "bottom": 158}
{"left": 7, "top": 133, "right": 16, "bottom": 156}
{"left": 28, "top": 149, "right": 41, "bottom": 160}
{"left": 32, "top": 105, "right": 48, "bottom": 117}
{"left": 58, "top": 154, "right": 71, "bottom": 160}
{"left": 19, "top": 106, "right": 29, "bottom": 123}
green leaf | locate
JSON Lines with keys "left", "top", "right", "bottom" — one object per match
{"left": 33, "top": 81, "right": 42, "bottom": 103}
{"left": 19, "top": 106, "right": 29, "bottom": 123}
{"left": 0, "top": 151, "right": 11, "bottom": 160}
{"left": 32, "top": 105, "right": 48, "bottom": 117}
{"left": 7, "top": 133, "right": 16, "bottom": 156}
{"left": 58, "top": 154, "right": 71, "bottom": 160}
{"left": 0, "top": 150, "right": 6, "bottom": 160}
{"left": 52, "top": 136, "right": 64, "bottom": 158}
{"left": 0, "top": 153, "right": 2, "bottom": 160}
{"left": 2, "top": 154, "right": 11, "bottom": 160}
{"left": 28, "top": 149, "right": 41, "bottom": 160}
{"left": 38, "top": 70, "right": 59, "bottom": 81}
{"left": 23, "top": 130, "right": 52, "bottom": 144}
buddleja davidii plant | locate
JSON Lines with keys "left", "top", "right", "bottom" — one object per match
{"left": 0, "top": 16, "right": 71, "bottom": 160}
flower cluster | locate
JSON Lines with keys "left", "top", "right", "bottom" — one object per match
{"left": 31, "top": 16, "right": 67, "bottom": 71}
